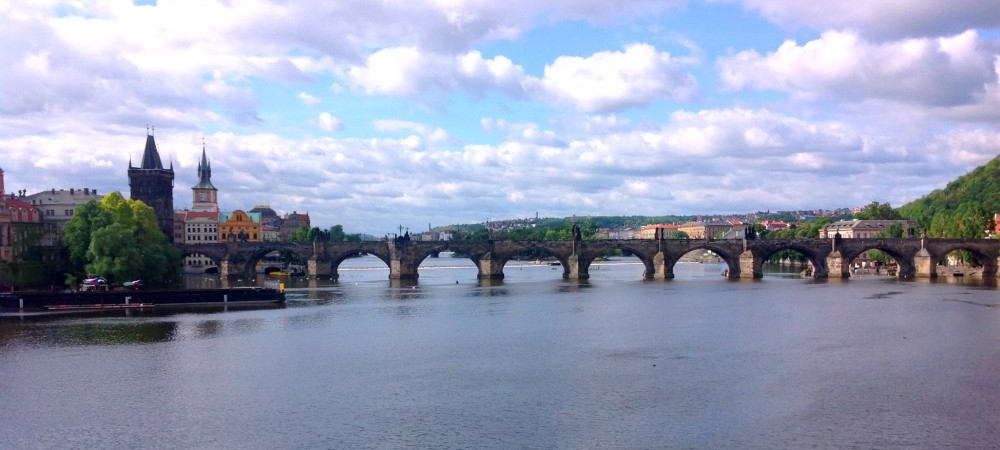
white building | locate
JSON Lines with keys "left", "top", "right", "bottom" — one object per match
{"left": 23, "top": 187, "right": 102, "bottom": 246}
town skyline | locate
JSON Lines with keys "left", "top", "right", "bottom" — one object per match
{"left": 2, "top": 1, "right": 999, "bottom": 236}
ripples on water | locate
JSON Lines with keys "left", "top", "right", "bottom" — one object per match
{"left": 2, "top": 256, "right": 999, "bottom": 449}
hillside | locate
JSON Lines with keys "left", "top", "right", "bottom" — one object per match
{"left": 898, "top": 153, "right": 1000, "bottom": 237}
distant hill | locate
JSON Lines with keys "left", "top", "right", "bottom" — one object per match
{"left": 898, "top": 153, "right": 1000, "bottom": 237}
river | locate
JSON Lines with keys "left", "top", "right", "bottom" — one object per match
{"left": 1, "top": 255, "right": 999, "bottom": 449}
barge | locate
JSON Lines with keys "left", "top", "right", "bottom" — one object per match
{"left": 0, "top": 286, "right": 285, "bottom": 312}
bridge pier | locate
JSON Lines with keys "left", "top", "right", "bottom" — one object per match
{"left": 826, "top": 251, "right": 849, "bottom": 278}
{"left": 563, "top": 254, "right": 589, "bottom": 280}
{"left": 650, "top": 252, "right": 673, "bottom": 279}
{"left": 476, "top": 253, "right": 505, "bottom": 279}
{"left": 388, "top": 239, "right": 421, "bottom": 280}
{"left": 913, "top": 248, "right": 936, "bottom": 278}
{"left": 308, "top": 256, "right": 334, "bottom": 280}
{"left": 219, "top": 259, "right": 234, "bottom": 279}
{"left": 389, "top": 258, "right": 420, "bottom": 279}
{"left": 738, "top": 251, "right": 758, "bottom": 278}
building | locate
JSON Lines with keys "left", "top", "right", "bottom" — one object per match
{"left": 0, "top": 167, "right": 44, "bottom": 262}
{"left": 219, "top": 210, "right": 261, "bottom": 242}
{"left": 760, "top": 220, "right": 791, "bottom": 232}
{"left": 279, "top": 211, "right": 311, "bottom": 241}
{"left": 678, "top": 221, "right": 744, "bottom": 239}
{"left": 248, "top": 205, "right": 281, "bottom": 241}
{"left": 819, "top": 220, "right": 916, "bottom": 239}
{"left": 179, "top": 210, "right": 220, "bottom": 244}
{"left": 177, "top": 146, "right": 221, "bottom": 272}
{"left": 638, "top": 224, "right": 681, "bottom": 239}
{"left": 191, "top": 146, "right": 218, "bottom": 213}
{"left": 128, "top": 132, "right": 175, "bottom": 242}
{"left": 22, "top": 187, "right": 102, "bottom": 246}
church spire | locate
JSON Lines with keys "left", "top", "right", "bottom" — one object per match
{"left": 193, "top": 142, "right": 217, "bottom": 190}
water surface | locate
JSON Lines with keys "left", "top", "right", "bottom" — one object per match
{"left": 2, "top": 256, "right": 998, "bottom": 449}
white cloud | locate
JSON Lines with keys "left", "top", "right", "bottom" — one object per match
{"left": 719, "top": 30, "right": 996, "bottom": 107}
{"left": 298, "top": 92, "right": 321, "bottom": 105}
{"left": 317, "top": 113, "right": 343, "bottom": 131}
{"left": 4, "top": 105, "right": 997, "bottom": 233}
{"left": 348, "top": 43, "right": 697, "bottom": 112}
{"left": 541, "top": 43, "right": 698, "bottom": 112}
{"left": 349, "top": 47, "right": 428, "bottom": 96}
{"left": 2, "top": 0, "right": 999, "bottom": 234}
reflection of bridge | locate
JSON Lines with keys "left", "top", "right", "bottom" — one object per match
{"left": 175, "top": 236, "right": 1000, "bottom": 280}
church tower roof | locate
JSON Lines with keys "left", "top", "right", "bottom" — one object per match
{"left": 140, "top": 133, "right": 165, "bottom": 170}
{"left": 192, "top": 144, "right": 217, "bottom": 190}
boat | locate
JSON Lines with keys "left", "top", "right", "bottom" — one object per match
{"left": 44, "top": 303, "right": 154, "bottom": 311}
{"left": 1, "top": 286, "right": 285, "bottom": 312}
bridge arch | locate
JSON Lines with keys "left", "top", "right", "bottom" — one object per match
{"left": 240, "top": 245, "right": 312, "bottom": 278}
{"left": 581, "top": 241, "right": 657, "bottom": 280}
{"left": 750, "top": 243, "right": 830, "bottom": 279}
{"left": 178, "top": 250, "right": 223, "bottom": 274}
{"left": 326, "top": 247, "right": 392, "bottom": 281}
{"left": 662, "top": 241, "right": 744, "bottom": 279}
{"left": 414, "top": 241, "right": 489, "bottom": 267}
{"left": 489, "top": 241, "right": 575, "bottom": 279}
{"left": 836, "top": 244, "right": 916, "bottom": 279}
{"left": 921, "top": 241, "right": 998, "bottom": 278}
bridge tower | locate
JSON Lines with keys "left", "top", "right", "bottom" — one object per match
{"left": 128, "top": 131, "right": 174, "bottom": 242}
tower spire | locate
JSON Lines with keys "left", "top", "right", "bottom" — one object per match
{"left": 193, "top": 141, "right": 217, "bottom": 190}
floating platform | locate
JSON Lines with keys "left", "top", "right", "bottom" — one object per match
{"left": 0, "top": 287, "right": 285, "bottom": 312}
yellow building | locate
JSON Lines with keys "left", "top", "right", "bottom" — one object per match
{"left": 219, "top": 209, "right": 261, "bottom": 242}
{"left": 638, "top": 224, "right": 681, "bottom": 239}
{"left": 677, "top": 221, "right": 741, "bottom": 239}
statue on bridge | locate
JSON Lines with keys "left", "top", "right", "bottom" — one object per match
{"left": 572, "top": 224, "right": 582, "bottom": 241}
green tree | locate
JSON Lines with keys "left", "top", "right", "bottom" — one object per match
{"left": 62, "top": 200, "right": 112, "bottom": 274}
{"left": 62, "top": 192, "right": 180, "bottom": 286}
{"left": 854, "top": 201, "right": 903, "bottom": 220}
{"left": 898, "top": 153, "right": 1000, "bottom": 235}
{"left": 287, "top": 225, "right": 312, "bottom": 242}
{"left": 329, "top": 224, "right": 346, "bottom": 241}
{"left": 87, "top": 223, "right": 143, "bottom": 282}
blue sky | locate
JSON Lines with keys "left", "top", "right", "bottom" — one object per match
{"left": 2, "top": 1, "right": 1000, "bottom": 235}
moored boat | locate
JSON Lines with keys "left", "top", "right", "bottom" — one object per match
{"left": 1, "top": 286, "right": 285, "bottom": 312}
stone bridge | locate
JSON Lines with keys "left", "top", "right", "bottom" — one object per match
{"left": 175, "top": 236, "right": 1000, "bottom": 281}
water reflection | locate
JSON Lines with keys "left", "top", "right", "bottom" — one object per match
{"left": 477, "top": 278, "right": 504, "bottom": 288}
{"left": 556, "top": 280, "right": 592, "bottom": 293}
{"left": 1, "top": 319, "right": 178, "bottom": 347}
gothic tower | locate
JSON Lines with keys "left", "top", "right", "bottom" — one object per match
{"left": 191, "top": 144, "right": 218, "bottom": 212}
{"left": 128, "top": 131, "right": 175, "bottom": 242}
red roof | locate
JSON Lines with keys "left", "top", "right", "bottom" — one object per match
{"left": 3, "top": 197, "right": 36, "bottom": 210}
{"left": 176, "top": 210, "right": 219, "bottom": 221}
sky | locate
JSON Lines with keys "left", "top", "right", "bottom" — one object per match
{"left": 2, "top": 1, "right": 1000, "bottom": 236}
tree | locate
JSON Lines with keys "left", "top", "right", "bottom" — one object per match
{"left": 87, "top": 223, "right": 143, "bottom": 282}
{"left": 329, "top": 224, "right": 346, "bottom": 241}
{"left": 854, "top": 201, "right": 902, "bottom": 220}
{"left": 62, "top": 200, "right": 112, "bottom": 274}
{"left": 62, "top": 192, "right": 180, "bottom": 286}
{"left": 287, "top": 225, "right": 311, "bottom": 242}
